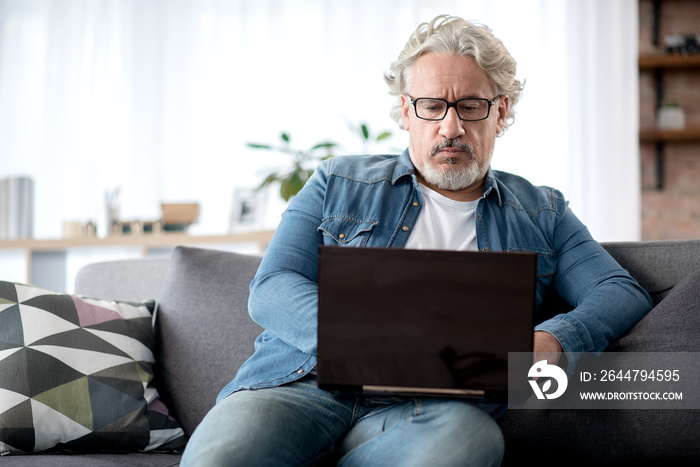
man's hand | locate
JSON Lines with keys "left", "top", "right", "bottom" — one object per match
{"left": 533, "top": 331, "right": 563, "bottom": 366}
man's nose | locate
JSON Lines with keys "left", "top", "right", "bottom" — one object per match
{"left": 439, "top": 107, "right": 466, "bottom": 139}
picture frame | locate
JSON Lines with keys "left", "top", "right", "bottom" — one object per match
{"left": 229, "top": 187, "right": 267, "bottom": 233}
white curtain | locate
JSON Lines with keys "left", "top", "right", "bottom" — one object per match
{"left": 0, "top": 0, "right": 640, "bottom": 242}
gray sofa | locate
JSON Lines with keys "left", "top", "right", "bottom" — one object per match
{"left": 4, "top": 239, "right": 700, "bottom": 466}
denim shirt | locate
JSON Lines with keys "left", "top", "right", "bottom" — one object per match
{"left": 217, "top": 150, "right": 653, "bottom": 402}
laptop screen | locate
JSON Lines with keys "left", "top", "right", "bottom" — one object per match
{"left": 316, "top": 246, "right": 536, "bottom": 400}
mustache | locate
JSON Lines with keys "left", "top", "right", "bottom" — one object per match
{"left": 429, "top": 139, "right": 475, "bottom": 157}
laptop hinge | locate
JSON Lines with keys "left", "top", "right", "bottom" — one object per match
{"left": 361, "top": 385, "right": 486, "bottom": 397}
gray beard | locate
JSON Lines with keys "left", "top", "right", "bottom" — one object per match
{"left": 415, "top": 140, "right": 486, "bottom": 192}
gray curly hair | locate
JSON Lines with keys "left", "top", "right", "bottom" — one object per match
{"left": 385, "top": 15, "right": 524, "bottom": 132}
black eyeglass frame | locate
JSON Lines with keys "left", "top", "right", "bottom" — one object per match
{"left": 407, "top": 95, "right": 501, "bottom": 122}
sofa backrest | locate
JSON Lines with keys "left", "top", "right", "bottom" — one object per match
{"left": 603, "top": 239, "right": 700, "bottom": 303}
{"left": 74, "top": 240, "right": 700, "bottom": 310}
{"left": 152, "top": 246, "right": 263, "bottom": 437}
{"left": 74, "top": 256, "right": 171, "bottom": 302}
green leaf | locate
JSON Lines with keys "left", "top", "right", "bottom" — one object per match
{"left": 280, "top": 170, "right": 305, "bottom": 201}
{"left": 257, "top": 173, "right": 280, "bottom": 190}
{"left": 279, "top": 179, "right": 293, "bottom": 201}
{"left": 311, "top": 142, "right": 337, "bottom": 151}
{"left": 376, "top": 131, "right": 392, "bottom": 141}
{"left": 361, "top": 124, "right": 369, "bottom": 140}
{"left": 247, "top": 143, "right": 273, "bottom": 150}
{"left": 281, "top": 132, "right": 290, "bottom": 143}
{"left": 289, "top": 169, "right": 304, "bottom": 186}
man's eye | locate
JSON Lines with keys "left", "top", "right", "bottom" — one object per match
{"left": 459, "top": 103, "right": 481, "bottom": 113}
{"left": 415, "top": 99, "right": 454, "bottom": 119}
{"left": 420, "top": 102, "right": 443, "bottom": 112}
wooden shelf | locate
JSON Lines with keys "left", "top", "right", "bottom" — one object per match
{"left": 0, "top": 230, "right": 275, "bottom": 288}
{"left": 639, "top": 54, "right": 700, "bottom": 70}
{"left": 0, "top": 230, "right": 275, "bottom": 253}
{"left": 640, "top": 127, "right": 700, "bottom": 143}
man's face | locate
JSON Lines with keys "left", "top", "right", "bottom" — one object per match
{"left": 401, "top": 53, "right": 509, "bottom": 199}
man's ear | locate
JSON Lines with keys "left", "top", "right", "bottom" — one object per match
{"left": 496, "top": 95, "right": 509, "bottom": 134}
{"left": 401, "top": 94, "right": 411, "bottom": 131}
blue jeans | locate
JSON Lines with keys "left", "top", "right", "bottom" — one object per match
{"left": 181, "top": 376, "right": 505, "bottom": 467}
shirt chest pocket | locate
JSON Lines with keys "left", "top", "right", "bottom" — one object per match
{"left": 534, "top": 253, "right": 556, "bottom": 278}
{"left": 507, "top": 249, "right": 556, "bottom": 278}
{"left": 318, "top": 217, "right": 377, "bottom": 247}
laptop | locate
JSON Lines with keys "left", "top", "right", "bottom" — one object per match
{"left": 316, "top": 246, "right": 537, "bottom": 402}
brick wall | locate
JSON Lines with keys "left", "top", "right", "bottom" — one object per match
{"left": 639, "top": 0, "right": 700, "bottom": 240}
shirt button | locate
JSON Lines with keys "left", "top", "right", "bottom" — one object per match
{"left": 402, "top": 226, "right": 409, "bottom": 232}
{"left": 339, "top": 233, "right": 345, "bottom": 239}
{"left": 477, "top": 214, "right": 482, "bottom": 220}
{"left": 482, "top": 247, "right": 489, "bottom": 251}
{"left": 413, "top": 202, "right": 419, "bottom": 207}
{"left": 297, "top": 369, "right": 304, "bottom": 374}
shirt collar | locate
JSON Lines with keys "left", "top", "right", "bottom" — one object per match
{"left": 391, "top": 148, "right": 416, "bottom": 184}
{"left": 483, "top": 168, "right": 503, "bottom": 206}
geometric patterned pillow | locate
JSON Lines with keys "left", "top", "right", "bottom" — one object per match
{"left": 0, "top": 281, "right": 186, "bottom": 454}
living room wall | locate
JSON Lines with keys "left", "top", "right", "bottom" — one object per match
{"left": 0, "top": 1, "right": 648, "bottom": 243}
{"left": 639, "top": 0, "right": 700, "bottom": 240}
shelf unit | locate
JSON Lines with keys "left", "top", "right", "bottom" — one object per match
{"left": 638, "top": 54, "right": 700, "bottom": 189}
{"left": 639, "top": 0, "right": 700, "bottom": 189}
{"left": 0, "top": 230, "right": 275, "bottom": 291}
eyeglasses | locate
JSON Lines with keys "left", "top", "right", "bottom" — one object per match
{"left": 408, "top": 95, "right": 500, "bottom": 121}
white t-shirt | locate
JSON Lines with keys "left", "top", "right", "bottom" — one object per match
{"left": 405, "top": 184, "right": 478, "bottom": 251}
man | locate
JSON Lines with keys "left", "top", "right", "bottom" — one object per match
{"left": 181, "top": 15, "right": 652, "bottom": 466}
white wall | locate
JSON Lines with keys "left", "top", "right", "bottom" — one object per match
{"left": 0, "top": 0, "right": 640, "bottom": 243}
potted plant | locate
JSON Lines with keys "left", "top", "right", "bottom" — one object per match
{"left": 248, "top": 123, "right": 393, "bottom": 201}
{"left": 247, "top": 132, "right": 337, "bottom": 201}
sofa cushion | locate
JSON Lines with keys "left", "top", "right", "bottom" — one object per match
{"left": 0, "top": 281, "right": 186, "bottom": 455}
{"left": 500, "top": 267, "right": 700, "bottom": 465}
{"left": 154, "top": 246, "right": 263, "bottom": 437}
{"left": 0, "top": 452, "right": 182, "bottom": 466}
